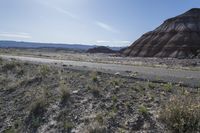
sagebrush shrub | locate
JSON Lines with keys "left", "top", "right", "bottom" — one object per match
{"left": 159, "top": 95, "right": 200, "bottom": 132}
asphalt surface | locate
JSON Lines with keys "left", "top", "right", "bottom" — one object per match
{"left": 1, "top": 55, "right": 200, "bottom": 88}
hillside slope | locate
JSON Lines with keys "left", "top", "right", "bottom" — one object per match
{"left": 123, "top": 8, "right": 200, "bottom": 58}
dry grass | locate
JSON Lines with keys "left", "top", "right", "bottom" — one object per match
{"left": 28, "top": 97, "right": 47, "bottom": 130}
{"left": 38, "top": 65, "right": 51, "bottom": 77}
{"left": 159, "top": 95, "right": 200, "bottom": 132}
{"left": 59, "top": 81, "right": 71, "bottom": 103}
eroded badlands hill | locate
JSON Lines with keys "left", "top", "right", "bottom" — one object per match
{"left": 123, "top": 8, "right": 200, "bottom": 58}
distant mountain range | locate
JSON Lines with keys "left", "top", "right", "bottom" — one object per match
{"left": 0, "top": 40, "right": 123, "bottom": 51}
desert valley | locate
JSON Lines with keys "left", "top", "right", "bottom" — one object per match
{"left": 0, "top": 2, "right": 199, "bottom": 133}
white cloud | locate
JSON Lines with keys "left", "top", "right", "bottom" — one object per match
{"left": 96, "top": 40, "right": 110, "bottom": 43}
{"left": 0, "top": 32, "right": 32, "bottom": 39}
{"left": 96, "top": 21, "right": 119, "bottom": 33}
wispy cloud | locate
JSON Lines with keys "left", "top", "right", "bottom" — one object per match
{"left": 52, "top": 6, "right": 79, "bottom": 20}
{"left": 0, "top": 32, "right": 32, "bottom": 39}
{"left": 37, "top": 0, "right": 79, "bottom": 20}
{"left": 96, "top": 21, "right": 119, "bottom": 33}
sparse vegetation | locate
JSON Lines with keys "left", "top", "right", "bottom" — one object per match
{"left": 147, "top": 82, "right": 156, "bottom": 89}
{"left": 29, "top": 98, "right": 47, "bottom": 116}
{"left": 2, "top": 61, "right": 19, "bottom": 72}
{"left": 112, "top": 95, "right": 117, "bottom": 103}
{"left": 92, "top": 76, "right": 98, "bottom": 82}
{"left": 138, "top": 105, "right": 148, "bottom": 115}
{"left": 159, "top": 95, "right": 200, "bottom": 132}
{"left": 28, "top": 97, "right": 47, "bottom": 130}
{"left": 63, "top": 121, "right": 74, "bottom": 132}
{"left": 95, "top": 114, "right": 104, "bottom": 125}
{"left": 111, "top": 106, "right": 118, "bottom": 114}
{"left": 0, "top": 59, "right": 199, "bottom": 133}
{"left": 125, "top": 101, "right": 131, "bottom": 110}
{"left": 163, "top": 82, "right": 173, "bottom": 92}
{"left": 91, "top": 71, "right": 98, "bottom": 82}
{"left": 59, "top": 81, "right": 71, "bottom": 103}
{"left": 111, "top": 79, "right": 120, "bottom": 86}
{"left": 87, "top": 122, "right": 107, "bottom": 133}
{"left": 3, "top": 128, "right": 15, "bottom": 133}
{"left": 90, "top": 86, "right": 100, "bottom": 97}
{"left": 38, "top": 65, "right": 51, "bottom": 77}
{"left": 134, "top": 83, "right": 145, "bottom": 92}
{"left": 0, "top": 57, "right": 3, "bottom": 65}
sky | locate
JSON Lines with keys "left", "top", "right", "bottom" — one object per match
{"left": 0, "top": 0, "right": 199, "bottom": 47}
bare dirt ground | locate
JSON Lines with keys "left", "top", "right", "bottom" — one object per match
{"left": 0, "top": 58, "right": 199, "bottom": 133}
{"left": 1, "top": 48, "right": 200, "bottom": 71}
{"left": 0, "top": 48, "right": 200, "bottom": 88}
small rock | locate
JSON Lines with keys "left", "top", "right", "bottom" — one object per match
{"left": 72, "top": 90, "right": 79, "bottom": 94}
{"left": 130, "top": 72, "right": 138, "bottom": 77}
{"left": 143, "top": 121, "right": 151, "bottom": 129}
{"left": 115, "top": 72, "right": 120, "bottom": 75}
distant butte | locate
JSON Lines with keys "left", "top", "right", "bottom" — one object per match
{"left": 123, "top": 8, "right": 200, "bottom": 58}
{"left": 87, "top": 46, "right": 116, "bottom": 53}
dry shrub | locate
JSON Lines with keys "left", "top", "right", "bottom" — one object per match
{"left": 159, "top": 95, "right": 200, "bottom": 132}
{"left": 38, "top": 65, "right": 50, "bottom": 77}
{"left": 86, "top": 121, "right": 107, "bottom": 133}
{"left": 27, "top": 97, "right": 47, "bottom": 130}
{"left": 2, "top": 61, "right": 19, "bottom": 72}
{"left": 59, "top": 81, "right": 70, "bottom": 103}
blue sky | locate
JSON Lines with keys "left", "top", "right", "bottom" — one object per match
{"left": 0, "top": 0, "right": 199, "bottom": 46}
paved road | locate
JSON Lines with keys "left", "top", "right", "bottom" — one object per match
{"left": 1, "top": 55, "right": 200, "bottom": 87}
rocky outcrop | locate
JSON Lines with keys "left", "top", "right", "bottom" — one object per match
{"left": 123, "top": 8, "right": 200, "bottom": 58}
{"left": 87, "top": 46, "right": 116, "bottom": 53}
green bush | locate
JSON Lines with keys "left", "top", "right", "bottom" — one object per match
{"left": 159, "top": 95, "right": 200, "bottom": 132}
{"left": 138, "top": 105, "right": 148, "bottom": 115}
{"left": 163, "top": 82, "right": 173, "bottom": 92}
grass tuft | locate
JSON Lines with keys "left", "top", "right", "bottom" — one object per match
{"left": 28, "top": 98, "right": 47, "bottom": 129}
{"left": 38, "top": 65, "right": 50, "bottom": 77}
{"left": 163, "top": 82, "right": 173, "bottom": 92}
{"left": 59, "top": 82, "right": 71, "bottom": 103}
{"left": 63, "top": 121, "right": 74, "bottom": 132}
{"left": 138, "top": 105, "right": 148, "bottom": 115}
